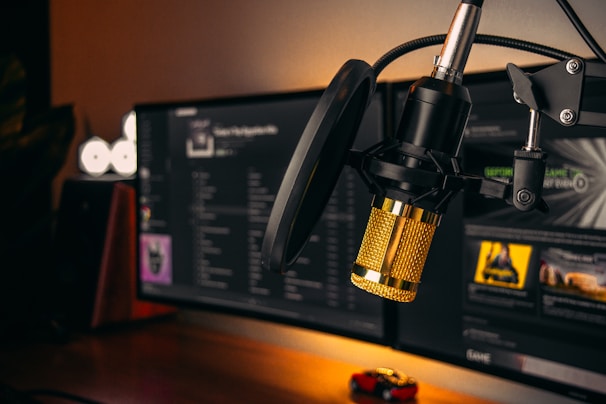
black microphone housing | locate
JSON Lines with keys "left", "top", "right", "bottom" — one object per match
{"left": 380, "top": 76, "right": 472, "bottom": 212}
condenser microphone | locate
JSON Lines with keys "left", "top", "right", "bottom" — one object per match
{"left": 261, "top": 0, "right": 484, "bottom": 303}
{"left": 351, "top": 0, "right": 483, "bottom": 302}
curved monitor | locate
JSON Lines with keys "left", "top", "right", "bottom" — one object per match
{"left": 135, "top": 87, "right": 389, "bottom": 343}
{"left": 392, "top": 68, "right": 606, "bottom": 403}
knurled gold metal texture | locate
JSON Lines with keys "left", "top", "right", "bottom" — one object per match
{"left": 351, "top": 197, "right": 439, "bottom": 302}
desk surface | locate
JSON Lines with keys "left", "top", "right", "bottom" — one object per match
{"left": 0, "top": 318, "right": 495, "bottom": 404}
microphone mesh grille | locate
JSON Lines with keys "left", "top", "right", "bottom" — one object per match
{"left": 351, "top": 274, "right": 418, "bottom": 302}
{"left": 355, "top": 207, "right": 397, "bottom": 268}
{"left": 351, "top": 204, "right": 437, "bottom": 302}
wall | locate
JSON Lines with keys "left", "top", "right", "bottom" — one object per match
{"left": 50, "top": 1, "right": 604, "bottom": 402}
{"left": 50, "top": 0, "right": 606, "bottom": 203}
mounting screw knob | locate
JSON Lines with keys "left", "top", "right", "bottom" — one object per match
{"left": 516, "top": 188, "right": 535, "bottom": 206}
{"left": 559, "top": 108, "right": 577, "bottom": 126}
{"left": 566, "top": 58, "right": 582, "bottom": 75}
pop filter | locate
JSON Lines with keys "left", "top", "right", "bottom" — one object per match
{"left": 261, "top": 59, "right": 376, "bottom": 274}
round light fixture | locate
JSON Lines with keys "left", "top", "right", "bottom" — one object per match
{"left": 110, "top": 139, "right": 137, "bottom": 177}
{"left": 78, "top": 136, "right": 112, "bottom": 177}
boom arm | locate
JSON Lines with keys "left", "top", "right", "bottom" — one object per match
{"left": 506, "top": 58, "right": 606, "bottom": 212}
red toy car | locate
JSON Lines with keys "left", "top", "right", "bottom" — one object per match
{"left": 349, "top": 367, "right": 418, "bottom": 401}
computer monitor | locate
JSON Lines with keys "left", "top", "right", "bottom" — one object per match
{"left": 392, "top": 68, "right": 606, "bottom": 403}
{"left": 135, "top": 88, "right": 389, "bottom": 343}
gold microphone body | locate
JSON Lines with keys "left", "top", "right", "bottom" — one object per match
{"left": 351, "top": 196, "right": 440, "bottom": 302}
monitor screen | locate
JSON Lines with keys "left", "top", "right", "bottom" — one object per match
{"left": 135, "top": 88, "right": 388, "bottom": 343}
{"left": 393, "top": 69, "right": 606, "bottom": 402}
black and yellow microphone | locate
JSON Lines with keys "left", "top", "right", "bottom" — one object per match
{"left": 261, "top": 0, "right": 483, "bottom": 303}
{"left": 350, "top": 0, "right": 482, "bottom": 302}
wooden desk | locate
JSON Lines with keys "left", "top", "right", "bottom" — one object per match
{"left": 0, "top": 318, "right": 495, "bottom": 403}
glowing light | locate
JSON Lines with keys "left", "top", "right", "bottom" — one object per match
{"left": 78, "top": 110, "right": 138, "bottom": 177}
{"left": 110, "top": 139, "right": 137, "bottom": 177}
{"left": 122, "top": 110, "right": 137, "bottom": 140}
{"left": 78, "top": 136, "right": 111, "bottom": 176}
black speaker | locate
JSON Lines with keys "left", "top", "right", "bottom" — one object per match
{"left": 53, "top": 177, "right": 123, "bottom": 328}
{"left": 52, "top": 176, "right": 174, "bottom": 330}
